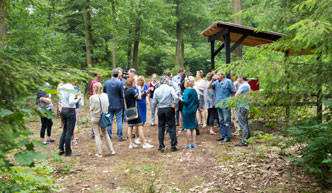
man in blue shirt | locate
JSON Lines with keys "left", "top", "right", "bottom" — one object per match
{"left": 235, "top": 76, "right": 251, "bottom": 146}
{"left": 208, "top": 71, "right": 236, "bottom": 142}
{"left": 103, "top": 69, "right": 126, "bottom": 141}
{"left": 173, "top": 68, "right": 185, "bottom": 126}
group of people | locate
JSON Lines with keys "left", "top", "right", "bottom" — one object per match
{"left": 36, "top": 67, "right": 251, "bottom": 158}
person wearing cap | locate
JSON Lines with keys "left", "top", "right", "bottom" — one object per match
{"left": 58, "top": 81, "right": 82, "bottom": 156}
{"left": 153, "top": 76, "right": 179, "bottom": 152}
{"left": 208, "top": 70, "right": 236, "bottom": 143}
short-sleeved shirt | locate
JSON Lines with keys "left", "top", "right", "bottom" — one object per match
{"left": 212, "top": 78, "right": 236, "bottom": 108}
{"left": 124, "top": 87, "right": 142, "bottom": 124}
{"left": 236, "top": 82, "right": 251, "bottom": 110}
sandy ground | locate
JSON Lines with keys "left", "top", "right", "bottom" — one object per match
{"left": 26, "top": 103, "right": 328, "bottom": 193}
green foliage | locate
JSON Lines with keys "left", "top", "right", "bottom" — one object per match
{"left": 0, "top": 163, "right": 60, "bottom": 193}
{"left": 286, "top": 122, "right": 332, "bottom": 182}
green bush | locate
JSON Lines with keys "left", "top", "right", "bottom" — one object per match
{"left": 287, "top": 122, "right": 332, "bottom": 183}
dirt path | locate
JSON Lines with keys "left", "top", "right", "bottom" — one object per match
{"left": 26, "top": 104, "right": 324, "bottom": 193}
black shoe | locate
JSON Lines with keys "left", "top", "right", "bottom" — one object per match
{"left": 216, "top": 137, "right": 224, "bottom": 141}
{"left": 150, "top": 123, "right": 155, "bottom": 127}
{"left": 132, "top": 134, "right": 135, "bottom": 138}
{"left": 235, "top": 142, "right": 248, "bottom": 146}
{"left": 65, "top": 152, "right": 80, "bottom": 157}
{"left": 222, "top": 139, "right": 230, "bottom": 143}
{"left": 158, "top": 147, "right": 165, "bottom": 152}
{"left": 171, "top": 147, "right": 178, "bottom": 152}
{"left": 118, "top": 138, "right": 126, "bottom": 142}
{"left": 58, "top": 151, "right": 65, "bottom": 156}
{"left": 47, "top": 139, "right": 56, "bottom": 143}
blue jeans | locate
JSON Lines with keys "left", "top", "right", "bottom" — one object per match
{"left": 107, "top": 109, "right": 124, "bottom": 139}
{"left": 217, "top": 108, "right": 231, "bottom": 140}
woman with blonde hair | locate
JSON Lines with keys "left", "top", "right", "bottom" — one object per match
{"left": 179, "top": 76, "right": 199, "bottom": 149}
{"left": 124, "top": 78, "right": 154, "bottom": 149}
{"left": 89, "top": 82, "right": 115, "bottom": 157}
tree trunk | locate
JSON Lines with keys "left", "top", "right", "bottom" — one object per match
{"left": 232, "top": 0, "right": 242, "bottom": 59}
{"left": 127, "top": 30, "right": 132, "bottom": 69}
{"left": 0, "top": 0, "right": 7, "bottom": 48}
{"left": 111, "top": 0, "right": 116, "bottom": 68}
{"left": 180, "top": 40, "right": 184, "bottom": 66}
{"left": 83, "top": 0, "right": 94, "bottom": 67}
{"left": 174, "top": 0, "right": 182, "bottom": 67}
{"left": 132, "top": 0, "right": 141, "bottom": 71}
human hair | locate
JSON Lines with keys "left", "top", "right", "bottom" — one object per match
{"left": 178, "top": 68, "right": 185, "bottom": 73}
{"left": 128, "top": 68, "right": 137, "bottom": 75}
{"left": 93, "top": 73, "right": 98, "bottom": 77}
{"left": 185, "top": 72, "right": 193, "bottom": 77}
{"left": 112, "top": 68, "right": 119, "bottom": 78}
{"left": 185, "top": 76, "right": 195, "bottom": 87}
{"left": 137, "top": 76, "right": 145, "bottom": 86}
{"left": 159, "top": 76, "right": 170, "bottom": 84}
{"left": 117, "top": 67, "right": 123, "bottom": 73}
{"left": 93, "top": 82, "right": 103, "bottom": 95}
{"left": 206, "top": 72, "right": 214, "bottom": 81}
{"left": 164, "top": 71, "right": 172, "bottom": 77}
{"left": 197, "top": 70, "right": 204, "bottom": 78}
{"left": 125, "top": 78, "right": 135, "bottom": 88}
{"left": 151, "top": 73, "right": 158, "bottom": 78}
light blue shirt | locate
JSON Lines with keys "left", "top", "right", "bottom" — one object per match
{"left": 59, "top": 83, "right": 79, "bottom": 108}
{"left": 212, "top": 78, "right": 236, "bottom": 108}
{"left": 173, "top": 75, "right": 182, "bottom": 84}
{"left": 236, "top": 81, "right": 251, "bottom": 110}
{"left": 153, "top": 84, "right": 178, "bottom": 109}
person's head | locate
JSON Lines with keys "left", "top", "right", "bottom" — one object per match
{"left": 117, "top": 67, "right": 123, "bottom": 78}
{"left": 185, "top": 76, "right": 195, "bottom": 88}
{"left": 128, "top": 68, "right": 137, "bottom": 78}
{"left": 186, "top": 72, "right": 193, "bottom": 77}
{"left": 237, "top": 76, "right": 247, "bottom": 83}
{"left": 178, "top": 68, "right": 185, "bottom": 76}
{"left": 94, "top": 73, "right": 103, "bottom": 80}
{"left": 206, "top": 72, "right": 214, "bottom": 81}
{"left": 93, "top": 82, "right": 103, "bottom": 95}
{"left": 151, "top": 73, "right": 158, "bottom": 82}
{"left": 125, "top": 78, "right": 135, "bottom": 88}
{"left": 230, "top": 72, "right": 234, "bottom": 81}
{"left": 112, "top": 68, "right": 119, "bottom": 78}
{"left": 159, "top": 76, "right": 170, "bottom": 85}
{"left": 196, "top": 70, "right": 204, "bottom": 79}
{"left": 137, "top": 76, "right": 145, "bottom": 86}
{"left": 215, "top": 70, "right": 225, "bottom": 81}
{"left": 164, "top": 71, "right": 172, "bottom": 80}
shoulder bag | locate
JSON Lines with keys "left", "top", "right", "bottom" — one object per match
{"left": 98, "top": 96, "right": 111, "bottom": 128}
{"left": 123, "top": 89, "right": 138, "bottom": 121}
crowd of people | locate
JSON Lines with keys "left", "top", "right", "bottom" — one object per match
{"left": 36, "top": 67, "right": 251, "bottom": 157}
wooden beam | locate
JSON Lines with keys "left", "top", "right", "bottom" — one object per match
{"left": 230, "top": 34, "right": 247, "bottom": 53}
{"left": 224, "top": 28, "right": 231, "bottom": 64}
{"left": 217, "top": 23, "right": 281, "bottom": 41}
{"left": 211, "top": 40, "right": 215, "bottom": 71}
{"left": 213, "top": 43, "right": 224, "bottom": 57}
{"left": 208, "top": 28, "right": 228, "bottom": 42}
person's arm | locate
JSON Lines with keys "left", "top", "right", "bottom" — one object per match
{"left": 68, "top": 93, "right": 81, "bottom": 106}
{"left": 170, "top": 87, "right": 178, "bottom": 104}
{"left": 89, "top": 96, "right": 97, "bottom": 113}
{"left": 181, "top": 90, "right": 189, "bottom": 105}
{"left": 40, "top": 97, "right": 51, "bottom": 105}
{"left": 136, "top": 87, "right": 142, "bottom": 100}
{"left": 229, "top": 80, "right": 237, "bottom": 96}
{"left": 208, "top": 79, "right": 216, "bottom": 89}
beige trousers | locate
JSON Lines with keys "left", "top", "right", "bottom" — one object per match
{"left": 91, "top": 118, "right": 115, "bottom": 155}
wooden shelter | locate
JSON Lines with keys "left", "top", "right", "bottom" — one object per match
{"left": 201, "top": 21, "right": 284, "bottom": 70}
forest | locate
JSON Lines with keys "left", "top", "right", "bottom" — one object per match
{"left": 0, "top": 0, "right": 332, "bottom": 192}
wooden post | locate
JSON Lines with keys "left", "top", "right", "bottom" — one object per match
{"left": 211, "top": 40, "right": 215, "bottom": 71}
{"left": 224, "top": 28, "right": 231, "bottom": 64}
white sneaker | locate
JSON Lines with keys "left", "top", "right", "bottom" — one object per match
{"left": 145, "top": 139, "right": 151, "bottom": 142}
{"left": 134, "top": 138, "right": 141, "bottom": 144}
{"left": 142, "top": 143, "right": 154, "bottom": 149}
{"left": 202, "top": 124, "right": 207, "bottom": 128}
{"left": 129, "top": 144, "right": 138, "bottom": 149}
{"left": 95, "top": 154, "right": 102, "bottom": 158}
{"left": 111, "top": 151, "right": 116, "bottom": 155}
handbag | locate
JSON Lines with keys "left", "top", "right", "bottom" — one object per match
{"left": 123, "top": 89, "right": 138, "bottom": 121}
{"left": 98, "top": 96, "right": 111, "bottom": 128}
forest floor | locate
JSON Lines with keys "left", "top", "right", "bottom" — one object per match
{"left": 26, "top": 104, "right": 328, "bottom": 193}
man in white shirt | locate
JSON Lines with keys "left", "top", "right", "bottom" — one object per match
{"left": 58, "top": 82, "right": 81, "bottom": 156}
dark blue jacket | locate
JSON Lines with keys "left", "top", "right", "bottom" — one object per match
{"left": 103, "top": 78, "right": 124, "bottom": 110}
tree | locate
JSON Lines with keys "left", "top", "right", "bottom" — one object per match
{"left": 83, "top": 0, "right": 94, "bottom": 67}
{"left": 0, "top": 0, "right": 7, "bottom": 48}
